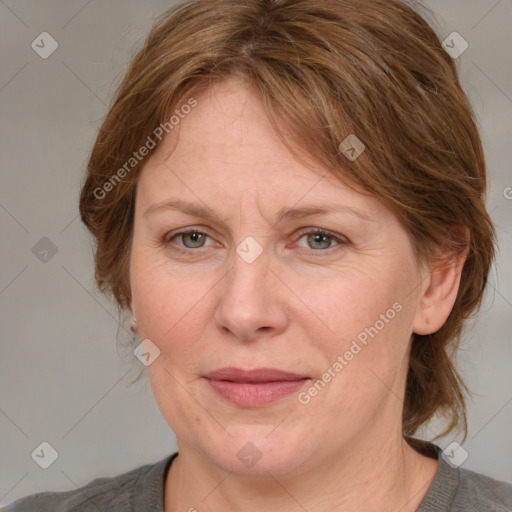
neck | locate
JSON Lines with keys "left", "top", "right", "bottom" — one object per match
{"left": 164, "top": 426, "right": 438, "bottom": 512}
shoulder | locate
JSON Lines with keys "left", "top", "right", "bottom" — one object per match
{"left": 452, "top": 465, "right": 512, "bottom": 511}
{"left": 1, "top": 453, "right": 177, "bottom": 512}
{"left": 417, "top": 442, "right": 512, "bottom": 512}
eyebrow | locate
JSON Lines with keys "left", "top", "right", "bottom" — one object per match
{"left": 143, "top": 199, "right": 374, "bottom": 224}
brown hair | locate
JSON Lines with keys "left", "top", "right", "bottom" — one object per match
{"left": 79, "top": 0, "right": 496, "bottom": 445}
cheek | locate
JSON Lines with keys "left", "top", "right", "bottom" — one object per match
{"left": 130, "top": 258, "right": 214, "bottom": 436}
{"left": 295, "top": 260, "right": 417, "bottom": 399}
{"left": 298, "top": 264, "right": 413, "bottom": 347}
{"left": 130, "top": 252, "right": 216, "bottom": 362}
{"left": 294, "top": 280, "right": 414, "bottom": 441}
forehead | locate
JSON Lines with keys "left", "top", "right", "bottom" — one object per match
{"left": 144, "top": 80, "right": 322, "bottom": 177}
{"left": 136, "top": 79, "right": 381, "bottom": 219}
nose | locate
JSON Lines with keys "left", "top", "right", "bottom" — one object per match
{"left": 214, "top": 242, "right": 289, "bottom": 342}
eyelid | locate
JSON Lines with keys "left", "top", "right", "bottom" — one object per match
{"left": 164, "top": 226, "right": 214, "bottom": 247}
{"left": 290, "top": 227, "right": 348, "bottom": 253}
{"left": 293, "top": 227, "right": 347, "bottom": 244}
{"left": 164, "top": 226, "right": 348, "bottom": 252}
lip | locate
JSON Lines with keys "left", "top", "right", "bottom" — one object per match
{"left": 203, "top": 367, "right": 310, "bottom": 407}
{"left": 204, "top": 367, "right": 308, "bottom": 382}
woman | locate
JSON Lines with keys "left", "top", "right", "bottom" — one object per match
{"left": 4, "top": 0, "right": 511, "bottom": 510}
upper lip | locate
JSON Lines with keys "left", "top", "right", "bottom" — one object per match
{"left": 204, "top": 367, "right": 309, "bottom": 383}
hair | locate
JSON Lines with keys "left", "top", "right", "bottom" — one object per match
{"left": 79, "top": 0, "right": 496, "bottom": 447}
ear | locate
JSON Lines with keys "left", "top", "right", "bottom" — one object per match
{"left": 412, "top": 226, "right": 469, "bottom": 335}
{"left": 129, "top": 301, "right": 138, "bottom": 333}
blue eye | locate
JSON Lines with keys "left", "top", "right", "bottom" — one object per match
{"left": 163, "top": 227, "right": 347, "bottom": 254}
{"left": 294, "top": 228, "right": 346, "bottom": 251}
{"left": 165, "top": 229, "right": 211, "bottom": 250}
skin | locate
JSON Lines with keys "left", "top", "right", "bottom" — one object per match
{"left": 129, "top": 78, "right": 467, "bottom": 511}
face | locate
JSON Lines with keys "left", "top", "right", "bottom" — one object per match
{"left": 129, "top": 78, "right": 427, "bottom": 477}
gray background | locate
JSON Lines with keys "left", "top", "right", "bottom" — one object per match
{"left": 0, "top": 0, "right": 511, "bottom": 506}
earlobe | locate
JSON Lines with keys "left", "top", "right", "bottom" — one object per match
{"left": 412, "top": 227, "right": 469, "bottom": 335}
{"left": 130, "top": 315, "right": 138, "bottom": 333}
{"left": 130, "top": 302, "right": 138, "bottom": 333}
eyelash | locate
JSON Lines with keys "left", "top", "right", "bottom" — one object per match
{"left": 163, "top": 227, "right": 347, "bottom": 255}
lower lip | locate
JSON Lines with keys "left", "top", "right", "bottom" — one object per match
{"left": 205, "top": 378, "right": 310, "bottom": 407}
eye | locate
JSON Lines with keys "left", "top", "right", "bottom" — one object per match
{"left": 163, "top": 227, "right": 348, "bottom": 254}
{"left": 164, "top": 229, "right": 213, "bottom": 251}
{"left": 294, "top": 228, "right": 347, "bottom": 252}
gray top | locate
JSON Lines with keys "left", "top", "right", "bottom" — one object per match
{"left": 2, "top": 444, "right": 511, "bottom": 511}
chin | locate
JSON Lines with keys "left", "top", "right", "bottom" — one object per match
{"left": 201, "top": 426, "right": 314, "bottom": 477}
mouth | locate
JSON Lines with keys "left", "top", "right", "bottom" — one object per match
{"left": 203, "top": 367, "right": 311, "bottom": 407}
